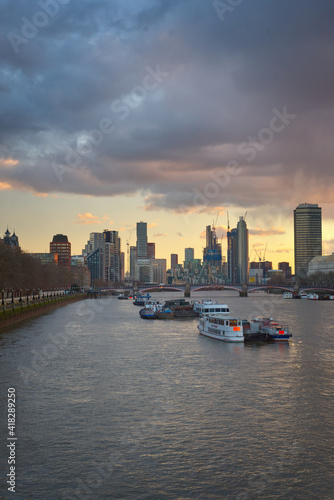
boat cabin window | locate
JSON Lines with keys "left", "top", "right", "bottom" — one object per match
{"left": 229, "top": 320, "right": 237, "bottom": 326}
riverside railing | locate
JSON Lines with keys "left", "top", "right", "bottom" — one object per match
{"left": 0, "top": 292, "right": 85, "bottom": 317}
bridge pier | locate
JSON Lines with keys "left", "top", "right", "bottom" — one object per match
{"left": 184, "top": 284, "right": 191, "bottom": 297}
{"left": 239, "top": 283, "right": 248, "bottom": 297}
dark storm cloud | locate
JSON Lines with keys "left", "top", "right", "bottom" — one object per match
{"left": 1, "top": 0, "right": 334, "bottom": 212}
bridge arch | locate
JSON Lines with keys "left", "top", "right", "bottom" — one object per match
{"left": 247, "top": 285, "right": 293, "bottom": 293}
{"left": 139, "top": 286, "right": 184, "bottom": 293}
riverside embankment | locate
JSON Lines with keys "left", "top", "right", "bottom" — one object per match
{"left": 0, "top": 293, "right": 86, "bottom": 329}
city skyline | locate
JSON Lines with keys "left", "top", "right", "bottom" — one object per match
{"left": 1, "top": 2, "right": 334, "bottom": 269}
{"left": 2, "top": 202, "right": 327, "bottom": 277}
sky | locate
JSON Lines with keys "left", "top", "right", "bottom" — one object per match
{"left": 1, "top": 0, "right": 334, "bottom": 272}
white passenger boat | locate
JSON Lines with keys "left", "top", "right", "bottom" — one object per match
{"left": 193, "top": 300, "right": 230, "bottom": 316}
{"left": 282, "top": 292, "right": 293, "bottom": 299}
{"left": 197, "top": 315, "right": 244, "bottom": 342}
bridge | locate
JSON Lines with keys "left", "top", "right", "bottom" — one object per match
{"left": 101, "top": 284, "right": 334, "bottom": 296}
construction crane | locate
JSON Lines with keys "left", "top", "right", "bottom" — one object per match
{"left": 250, "top": 244, "right": 256, "bottom": 262}
{"left": 213, "top": 211, "right": 220, "bottom": 229}
{"left": 263, "top": 241, "right": 268, "bottom": 262}
{"left": 254, "top": 247, "right": 262, "bottom": 262}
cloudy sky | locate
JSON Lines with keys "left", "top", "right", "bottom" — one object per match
{"left": 1, "top": 0, "right": 334, "bottom": 270}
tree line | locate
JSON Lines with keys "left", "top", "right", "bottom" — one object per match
{"left": 267, "top": 271, "right": 334, "bottom": 288}
{"left": 0, "top": 245, "right": 72, "bottom": 291}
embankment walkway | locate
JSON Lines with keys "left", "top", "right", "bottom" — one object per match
{"left": 0, "top": 293, "right": 86, "bottom": 329}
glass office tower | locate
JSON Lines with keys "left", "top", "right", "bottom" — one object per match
{"left": 294, "top": 203, "right": 322, "bottom": 277}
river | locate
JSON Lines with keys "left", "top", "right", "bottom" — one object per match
{"left": 0, "top": 291, "right": 333, "bottom": 499}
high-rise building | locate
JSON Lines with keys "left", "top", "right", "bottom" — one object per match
{"left": 136, "top": 222, "right": 148, "bottom": 258}
{"left": 278, "top": 262, "right": 291, "bottom": 279}
{"left": 171, "top": 254, "right": 178, "bottom": 269}
{"left": 130, "top": 246, "right": 137, "bottom": 280}
{"left": 294, "top": 203, "right": 322, "bottom": 277}
{"left": 87, "top": 248, "right": 103, "bottom": 285}
{"left": 135, "top": 259, "right": 152, "bottom": 283}
{"left": 185, "top": 248, "right": 194, "bottom": 261}
{"left": 152, "top": 259, "right": 167, "bottom": 284}
{"left": 82, "top": 232, "right": 105, "bottom": 282}
{"left": 50, "top": 234, "right": 71, "bottom": 268}
{"left": 103, "top": 230, "right": 121, "bottom": 283}
{"left": 120, "top": 252, "right": 125, "bottom": 281}
{"left": 227, "top": 228, "right": 238, "bottom": 283}
{"left": 206, "top": 225, "right": 214, "bottom": 250}
{"left": 82, "top": 232, "right": 104, "bottom": 256}
{"left": 147, "top": 242, "right": 155, "bottom": 259}
{"left": 203, "top": 225, "right": 222, "bottom": 277}
{"left": 237, "top": 217, "right": 248, "bottom": 283}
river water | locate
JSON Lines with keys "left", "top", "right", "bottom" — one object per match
{"left": 0, "top": 291, "right": 333, "bottom": 499}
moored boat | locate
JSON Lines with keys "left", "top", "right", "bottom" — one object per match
{"left": 193, "top": 300, "right": 230, "bottom": 316}
{"left": 139, "top": 300, "right": 163, "bottom": 319}
{"left": 164, "top": 299, "right": 199, "bottom": 318}
{"left": 155, "top": 307, "right": 174, "bottom": 320}
{"left": 139, "top": 307, "right": 156, "bottom": 319}
{"left": 282, "top": 292, "right": 293, "bottom": 299}
{"left": 247, "top": 317, "right": 291, "bottom": 341}
{"left": 117, "top": 293, "right": 128, "bottom": 300}
{"left": 197, "top": 315, "right": 244, "bottom": 342}
{"left": 133, "top": 293, "right": 151, "bottom": 306}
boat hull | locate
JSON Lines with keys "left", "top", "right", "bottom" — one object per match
{"left": 199, "top": 329, "right": 244, "bottom": 342}
{"left": 268, "top": 334, "right": 291, "bottom": 341}
{"left": 139, "top": 313, "right": 156, "bottom": 319}
{"left": 156, "top": 312, "right": 174, "bottom": 319}
{"left": 198, "top": 317, "right": 244, "bottom": 343}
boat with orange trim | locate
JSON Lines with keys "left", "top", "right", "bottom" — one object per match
{"left": 198, "top": 315, "right": 244, "bottom": 342}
